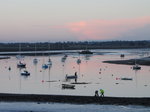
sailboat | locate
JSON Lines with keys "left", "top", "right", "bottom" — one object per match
{"left": 77, "top": 58, "right": 81, "bottom": 64}
{"left": 16, "top": 43, "right": 25, "bottom": 59}
{"left": 42, "top": 52, "right": 48, "bottom": 69}
{"left": 33, "top": 43, "right": 38, "bottom": 64}
{"left": 133, "top": 59, "right": 141, "bottom": 70}
{"left": 79, "top": 42, "right": 93, "bottom": 54}
{"left": 77, "top": 54, "right": 81, "bottom": 64}
{"left": 17, "top": 43, "right": 26, "bottom": 68}
{"left": 47, "top": 42, "right": 52, "bottom": 66}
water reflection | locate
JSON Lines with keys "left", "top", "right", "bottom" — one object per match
{"left": 0, "top": 49, "right": 150, "bottom": 97}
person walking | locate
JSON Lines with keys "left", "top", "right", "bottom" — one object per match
{"left": 100, "top": 89, "right": 104, "bottom": 97}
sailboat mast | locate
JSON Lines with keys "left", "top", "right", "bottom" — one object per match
{"left": 48, "top": 42, "right": 50, "bottom": 59}
{"left": 19, "top": 43, "right": 21, "bottom": 55}
{"left": 35, "top": 43, "right": 37, "bottom": 57}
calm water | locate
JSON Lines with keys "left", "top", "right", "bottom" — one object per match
{"left": 0, "top": 102, "right": 150, "bottom": 112}
{"left": 0, "top": 49, "right": 150, "bottom": 97}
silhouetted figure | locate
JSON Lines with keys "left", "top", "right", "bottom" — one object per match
{"left": 95, "top": 90, "right": 99, "bottom": 97}
{"left": 75, "top": 72, "right": 77, "bottom": 83}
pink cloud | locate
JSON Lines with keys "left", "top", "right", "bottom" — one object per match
{"left": 65, "top": 17, "right": 150, "bottom": 40}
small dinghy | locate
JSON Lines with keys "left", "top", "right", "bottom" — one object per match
{"left": 62, "top": 84, "right": 75, "bottom": 89}
{"left": 21, "top": 70, "right": 30, "bottom": 76}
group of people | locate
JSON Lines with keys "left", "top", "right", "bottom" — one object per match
{"left": 95, "top": 89, "right": 104, "bottom": 97}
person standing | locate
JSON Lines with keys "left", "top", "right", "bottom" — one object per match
{"left": 74, "top": 72, "right": 77, "bottom": 83}
{"left": 95, "top": 90, "right": 99, "bottom": 97}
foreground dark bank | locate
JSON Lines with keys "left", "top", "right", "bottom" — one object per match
{"left": 0, "top": 93, "right": 150, "bottom": 106}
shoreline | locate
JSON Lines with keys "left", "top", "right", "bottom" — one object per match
{"left": 0, "top": 93, "right": 150, "bottom": 106}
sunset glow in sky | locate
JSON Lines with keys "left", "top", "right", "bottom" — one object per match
{"left": 0, "top": 0, "right": 150, "bottom": 42}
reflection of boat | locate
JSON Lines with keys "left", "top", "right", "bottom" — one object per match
{"left": 17, "top": 61, "right": 26, "bottom": 68}
{"left": 42, "top": 64, "right": 48, "bottom": 69}
{"left": 62, "top": 84, "right": 75, "bottom": 89}
{"left": 79, "top": 50, "right": 93, "bottom": 54}
{"left": 21, "top": 70, "right": 30, "bottom": 76}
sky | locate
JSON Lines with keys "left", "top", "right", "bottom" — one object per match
{"left": 0, "top": 0, "right": 150, "bottom": 42}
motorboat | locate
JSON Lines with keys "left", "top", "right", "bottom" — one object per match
{"left": 21, "top": 70, "right": 30, "bottom": 76}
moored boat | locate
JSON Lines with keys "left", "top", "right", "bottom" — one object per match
{"left": 42, "top": 64, "right": 48, "bottom": 69}
{"left": 17, "top": 61, "right": 26, "bottom": 68}
{"left": 133, "top": 64, "right": 141, "bottom": 70}
{"left": 21, "top": 70, "right": 30, "bottom": 76}
{"left": 79, "top": 50, "right": 93, "bottom": 54}
{"left": 62, "top": 84, "right": 75, "bottom": 89}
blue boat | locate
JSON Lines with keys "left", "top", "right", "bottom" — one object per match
{"left": 42, "top": 64, "right": 48, "bottom": 69}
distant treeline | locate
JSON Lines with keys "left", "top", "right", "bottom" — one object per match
{"left": 0, "top": 41, "right": 150, "bottom": 52}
